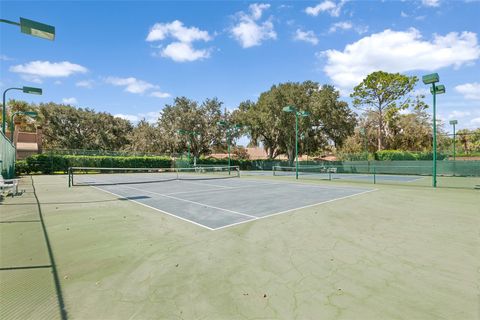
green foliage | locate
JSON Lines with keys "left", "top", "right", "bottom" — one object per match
{"left": 158, "top": 97, "right": 227, "bottom": 157}
{"left": 234, "top": 82, "right": 356, "bottom": 162}
{"left": 456, "top": 128, "right": 480, "bottom": 154}
{"left": 39, "top": 103, "right": 133, "bottom": 150}
{"left": 15, "top": 160, "right": 30, "bottom": 175}
{"left": 19, "top": 154, "right": 172, "bottom": 174}
{"left": 351, "top": 71, "right": 418, "bottom": 150}
{"left": 374, "top": 150, "right": 446, "bottom": 161}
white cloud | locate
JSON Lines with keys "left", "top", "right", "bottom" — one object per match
{"left": 448, "top": 110, "right": 471, "bottom": 119}
{"left": 329, "top": 21, "right": 368, "bottom": 34}
{"left": 329, "top": 21, "right": 352, "bottom": 33}
{"left": 455, "top": 82, "right": 480, "bottom": 100}
{"left": 160, "top": 42, "right": 210, "bottom": 62}
{"left": 471, "top": 117, "right": 480, "bottom": 126}
{"left": 76, "top": 80, "right": 94, "bottom": 88}
{"left": 230, "top": 3, "right": 276, "bottom": 48}
{"left": 150, "top": 91, "right": 171, "bottom": 98}
{"left": 115, "top": 114, "right": 139, "bottom": 122}
{"left": 305, "top": 0, "right": 346, "bottom": 17}
{"left": 400, "top": 11, "right": 409, "bottom": 18}
{"left": 146, "top": 20, "right": 212, "bottom": 62}
{"left": 62, "top": 97, "right": 78, "bottom": 105}
{"left": 250, "top": 3, "right": 270, "bottom": 20}
{"left": 0, "top": 54, "right": 12, "bottom": 61}
{"left": 422, "top": 0, "right": 440, "bottom": 7}
{"left": 105, "top": 76, "right": 170, "bottom": 97}
{"left": 115, "top": 111, "right": 160, "bottom": 124}
{"left": 105, "top": 77, "right": 156, "bottom": 94}
{"left": 146, "top": 20, "right": 211, "bottom": 43}
{"left": 294, "top": 29, "right": 319, "bottom": 45}
{"left": 9, "top": 61, "right": 87, "bottom": 83}
{"left": 322, "top": 28, "right": 480, "bottom": 90}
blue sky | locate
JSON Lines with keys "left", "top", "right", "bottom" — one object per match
{"left": 1, "top": 0, "right": 479, "bottom": 133}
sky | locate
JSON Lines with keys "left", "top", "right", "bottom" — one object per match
{"left": 1, "top": 0, "right": 480, "bottom": 134}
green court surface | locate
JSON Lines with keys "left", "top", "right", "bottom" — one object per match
{"left": 1, "top": 174, "right": 479, "bottom": 319}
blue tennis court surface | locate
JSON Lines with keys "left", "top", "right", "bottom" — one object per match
{"left": 243, "top": 170, "right": 425, "bottom": 182}
{"left": 82, "top": 177, "right": 375, "bottom": 230}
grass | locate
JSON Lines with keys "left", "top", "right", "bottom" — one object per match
{"left": 1, "top": 174, "right": 479, "bottom": 319}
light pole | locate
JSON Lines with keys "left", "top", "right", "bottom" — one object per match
{"left": 217, "top": 121, "right": 242, "bottom": 174}
{"left": 177, "top": 129, "right": 198, "bottom": 164}
{"left": 10, "top": 111, "right": 38, "bottom": 141}
{"left": 1, "top": 17, "right": 55, "bottom": 40}
{"left": 2, "top": 86, "right": 42, "bottom": 135}
{"left": 422, "top": 73, "right": 445, "bottom": 188}
{"left": 449, "top": 120, "right": 458, "bottom": 161}
{"left": 283, "top": 105, "right": 309, "bottom": 180}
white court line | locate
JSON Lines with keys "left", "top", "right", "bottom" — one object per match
{"left": 122, "top": 185, "right": 259, "bottom": 220}
{"left": 164, "top": 182, "right": 275, "bottom": 196}
{"left": 88, "top": 186, "right": 214, "bottom": 231}
{"left": 179, "top": 179, "right": 236, "bottom": 189}
{"left": 239, "top": 176, "right": 371, "bottom": 191}
{"left": 213, "top": 188, "right": 378, "bottom": 231}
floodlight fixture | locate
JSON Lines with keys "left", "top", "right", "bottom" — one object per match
{"left": 1, "top": 17, "right": 55, "bottom": 40}
{"left": 422, "top": 73, "right": 439, "bottom": 85}
{"left": 22, "top": 86, "right": 43, "bottom": 95}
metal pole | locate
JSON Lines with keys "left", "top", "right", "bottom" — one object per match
{"left": 2, "top": 90, "right": 6, "bottom": 134}
{"left": 2, "top": 88, "right": 22, "bottom": 135}
{"left": 453, "top": 123, "right": 456, "bottom": 161}
{"left": 227, "top": 130, "right": 231, "bottom": 175}
{"left": 432, "top": 84, "right": 437, "bottom": 188}
{"left": 295, "top": 112, "right": 299, "bottom": 180}
{"left": 187, "top": 139, "right": 190, "bottom": 164}
{"left": 10, "top": 113, "right": 16, "bottom": 141}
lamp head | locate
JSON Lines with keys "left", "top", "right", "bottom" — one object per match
{"left": 20, "top": 17, "right": 55, "bottom": 40}
{"left": 22, "top": 86, "right": 42, "bottom": 95}
{"left": 283, "top": 106, "right": 295, "bottom": 113}
{"left": 422, "top": 73, "right": 439, "bottom": 85}
{"left": 435, "top": 85, "right": 446, "bottom": 94}
{"left": 449, "top": 120, "right": 458, "bottom": 125}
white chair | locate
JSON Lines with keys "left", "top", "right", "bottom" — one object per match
{"left": 0, "top": 176, "right": 19, "bottom": 196}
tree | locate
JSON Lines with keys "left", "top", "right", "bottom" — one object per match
{"left": 235, "top": 82, "right": 356, "bottom": 162}
{"left": 351, "top": 71, "right": 417, "bottom": 151}
{"left": 457, "top": 128, "right": 480, "bottom": 154}
{"left": 125, "top": 120, "right": 163, "bottom": 153}
{"left": 39, "top": 102, "right": 132, "bottom": 150}
{"left": 157, "top": 97, "right": 225, "bottom": 158}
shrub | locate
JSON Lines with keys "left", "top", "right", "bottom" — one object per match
{"left": 20, "top": 154, "right": 172, "bottom": 174}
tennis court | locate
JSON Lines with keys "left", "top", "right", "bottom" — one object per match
{"left": 70, "top": 166, "right": 374, "bottom": 230}
{"left": 274, "top": 170, "right": 424, "bottom": 182}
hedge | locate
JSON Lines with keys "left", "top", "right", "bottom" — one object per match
{"left": 374, "top": 150, "right": 446, "bottom": 161}
{"left": 18, "top": 154, "right": 172, "bottom": 174}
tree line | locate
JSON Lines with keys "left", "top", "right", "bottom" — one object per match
{"left": 2, "top": 71, "right": 479, "bottom": 160}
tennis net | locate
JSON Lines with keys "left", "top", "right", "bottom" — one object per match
{"left": 68, "top": 166, "right": 240, "bottom": 186}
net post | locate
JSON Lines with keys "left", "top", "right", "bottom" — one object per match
{"left": 68, "top": 167, "right": 72, "bottom": 187}
{"left": 373, "top": 165, "right": 376, "bottom": 184}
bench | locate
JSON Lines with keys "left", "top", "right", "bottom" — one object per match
{"left": 0, "top": 176, "right": 19, "bottom": 197}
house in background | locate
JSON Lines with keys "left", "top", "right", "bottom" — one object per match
{"left": 5, "top": 122, "right": 42, "bottom": 159}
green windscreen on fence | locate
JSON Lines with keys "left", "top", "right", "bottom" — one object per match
{"left": 1, "top": 131, "right": 16, "bottom": 179}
